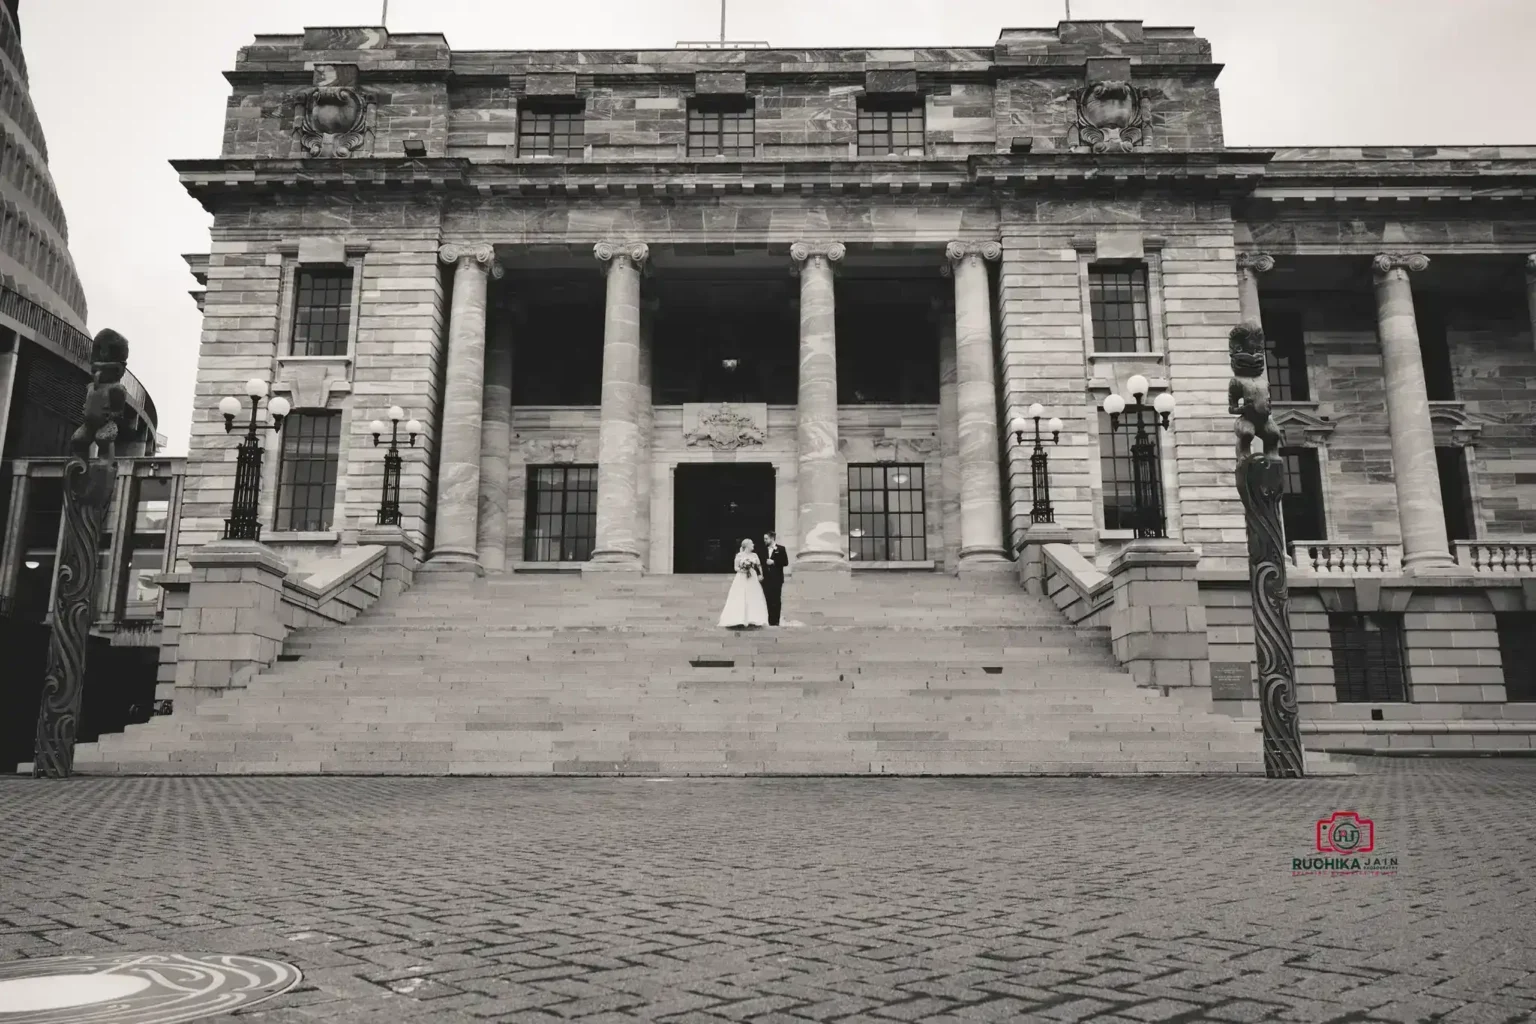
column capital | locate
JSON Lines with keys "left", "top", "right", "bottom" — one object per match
{"left": 1372, "top": 253, "right": 1430, "bottom": 277}
{"left": 1525, "top": 253, "right": 1536, "bottom": 278}
{"left": 790, "top": 241, "right": 845, "bottom": 273}
{"left": 1236, "top": 252, "right": 1275, "bottom": 273}
{"left": 439, "top": 243, "right": 503, "bottom": 279}
{"left": 945, "top": 240, "right": 1002, "bottom": 265}
{"left": 594, "top": 241, "right": 649, "bottom": 272}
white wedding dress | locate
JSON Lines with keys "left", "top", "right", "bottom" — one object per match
{"left": 718, "top": 551, "right": 770, "bottom": 628}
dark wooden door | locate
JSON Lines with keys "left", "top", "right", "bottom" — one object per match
{"left": 673, "top": 464, "right": 775, "bottom": 573}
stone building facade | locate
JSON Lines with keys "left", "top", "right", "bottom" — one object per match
{"left": 169, "top": 20, "right": 1536, "bottom": 751}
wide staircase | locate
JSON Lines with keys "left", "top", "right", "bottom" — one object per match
{"left": 74, "top": 571, "right": 1339, "bottom": 775}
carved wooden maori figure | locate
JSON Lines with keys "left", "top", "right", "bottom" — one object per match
{"left": 1229, "top": 320, "right": 1305, "bottom": 778}
{"left": 33, "top": 328, "right": 130, "bottom": 779}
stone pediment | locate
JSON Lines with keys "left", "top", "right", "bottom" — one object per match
{"left": 682, "top": 403, "right": 766, "bottom": 450}
{"left": 1429, "top": 401, "right": 1482, "bottom": 446}
{"left": 1270, "top": 403, "right": 1334, "bottom": 444}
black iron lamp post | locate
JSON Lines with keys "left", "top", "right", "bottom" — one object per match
{"left": 1102, "top": 373, "right": 1176, "bottom": 540}
{"left": 218, "top": 379, "right": 289, "bottom": 541}
{"left": 1010, "top": 402, "right": 1064, "bottom": 524}
{"left": 371, "top": 405, "right": 421, "bottom": 526}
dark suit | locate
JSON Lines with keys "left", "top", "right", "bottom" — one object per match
{"left": 756, "top": 541, "right": 790, "bottom": 625}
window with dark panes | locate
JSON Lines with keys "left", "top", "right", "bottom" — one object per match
{"left": 1496, "top": 613, "right": 1536, "bottom": 702}
{"left": 688, "top": 99, "right": 754, "bottom": 157}
{"left": 1329, "top": 612, "right": 1408, "bottom": 702}
{"left": 1280, "top": 446, "right": 1325, "bottom": 543}
{"left": 1263, "top": 309, "right": 1309, "bottom": 401}
{"left": 518, "top": 102, "right": 585, "bottom": 158}
{"left": 275, "top": 412, "right": 342, "bottom": 531}
{"left": 856, "top": 98, "right": 925, "bottom": 156}
{"left": 524, "top": 464, "right": 597, "bottom": 562}
{"left": 1436, "top": 446, "right": 1475, "bottom": 543}
{"left": 1098, "top": 411, "right": 1159, "bottom": 532}
{"left": 291, "top": 268, "right": 353, "bottom": 356}
{"left": 847, "top": 464, "right": 927, "bottom": 562}
{"left": 1088, "top": 265, "right": 1151, "bottom": 353}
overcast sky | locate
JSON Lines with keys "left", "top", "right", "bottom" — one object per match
{"left": 20, "top": 0, "right": 1536, "bottom": 455}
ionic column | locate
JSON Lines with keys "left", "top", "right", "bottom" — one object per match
{"left": 1236, "top": 252, "right": 1274, "bottom": 326}
{"left": 476, "top": 297, "right": 516, "bottom": 572}
{"left": 946, "top": 240, "right": 1009, "bottom": 572}
{"left": 427, "top": 243, "right": 501, "bottom": 572}
{"left": 790, "top": 241, "right": 847, "bottom": 569}
{"left": 1373, "top": 253, "right": 1454, "bottom": 574}
{"left": 635, "top": 297, "right": 657, "bottom": 570}
{"left": 586, "top": 241, "right": 648, "bottom": 573}
{"left": 935, "top": 296, "right": 962, "bottom": 575}
{"left": 1524, "top": 255, "right": 1536, "bottom": 353}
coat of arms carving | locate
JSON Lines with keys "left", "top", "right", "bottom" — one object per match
{"left": 294, "top": 65, "right": 373, "bottom": 158}
{"left": 683, "top": 404, "right": 766, "bottom": 450}
{"left": 1072, "top": 80, "right": 1146, "bottom": 154}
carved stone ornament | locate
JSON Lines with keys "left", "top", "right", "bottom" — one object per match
{"left": 594, "top": 241, "right": 650, "bottom": 270}
{"left": 1236, "top": 253, "right": 1276, "bottom": 274}
{"left": 274, "top": 359, "right": 351, "bottom": 410}
{"left": 944, "top": 240, "right": 1002, "bottom": 266}
{"left": 521, "top": 437, "right": 585, "bottom": 464}
{"left": 683, "top": 403, "right": 767, "bottom": 450}
{"left": 790, "top": 241, "right": 845, "bottom": 273}
{"left": 294, "top": 74, "right": 372, "bottom": 159}
{"left": 439, "top": 243, "right": 504, "bottom": 279}
{"left": 1372, "top": 253, "right": 1430, "bottom": 276}
{"left": 1271, "top": 405, "right": 1335, "bottom": 444}
{"left": 1525, "top": 253, "right": 1536, "bottom": 278}
{"left": 874, "top": 435, "right": 940, "bottom": 461}
{"left": 1073, "top": 80, "right": 1145, "bottom": 154}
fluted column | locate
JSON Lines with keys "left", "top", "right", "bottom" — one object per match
{"left": 635, "top": 297, "right": 657, "bottom": 570}
{"left": 477, "top": 297, "right": 516, "bottom": 572}
{"left": 1373, "top": 253, "right": 1454, "bottom": 574}
{"left": 935, "top": 296, "right": 962, "bottom": 575}
{"left": 1236, "top": 252, "right": 1274, "bottom": 326}
{"left": 427, "top": 243, "right": 501, "bottom": 572}
{"left": 790, "top": 241, "right": 846, "bottom": 569}
{"left": 586, "top": 241, "right": 648, "bottom": 573}
{"left": 1524, "top": 255, "right": 1536, "bottom": 354}
{"left": 947, "top": 240, "right": 1009, "bottom": 572}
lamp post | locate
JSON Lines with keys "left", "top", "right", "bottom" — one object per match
{"left": 1102, "top": 374, "right": 1175, "bottom": 539}
{"left": 1010, "top": 402, "right": 1064, "bottom": 524}
{"left": 371, "top": 406, "right": 421, "bottom": 526}
{"left": 218, "top": 379, "right": 289, "bottom": 542}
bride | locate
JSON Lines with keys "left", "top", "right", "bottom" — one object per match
{"left": 718, "top": 538, "right": 770, "bottom": 629}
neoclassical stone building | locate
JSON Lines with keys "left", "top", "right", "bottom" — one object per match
{"left": 164, "top": 19, "right": 1536, "bottom": 750}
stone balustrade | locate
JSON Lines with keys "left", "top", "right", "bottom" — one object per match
{"left": 1455, "top": 539, "right": 1536, "bottom": 574}
{"left": 1288, "top": 541, "right": 1403, "bottom": 576}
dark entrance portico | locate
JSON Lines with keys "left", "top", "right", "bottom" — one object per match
{"left": 673, "top": 463, "right": 775, "bottom": 573}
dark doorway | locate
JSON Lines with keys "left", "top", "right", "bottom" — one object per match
{"left": 673, "top": 464, "right": 775, "bottom": 573}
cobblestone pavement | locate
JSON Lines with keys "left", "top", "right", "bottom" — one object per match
{"left": 2, "top": 760, "right": 1534, "bottom": 1023}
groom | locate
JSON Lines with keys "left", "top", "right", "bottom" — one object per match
{"left": 757, "top": 532, "right": 790, "bottom": 626}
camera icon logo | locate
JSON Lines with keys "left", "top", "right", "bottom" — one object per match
{"left": 1315, "top": 810, "right": 1375, "bottom": 854}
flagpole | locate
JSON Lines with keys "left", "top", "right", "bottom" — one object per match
{"left": 720, "top": 0, "right": 727, "bottom": 44}
{"left": 382, "top": 0, "right": 389, "bottom": 26}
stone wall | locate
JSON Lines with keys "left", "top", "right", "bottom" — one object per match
{"left": 995, "top": 201, "right": 1246, "bottom": 566}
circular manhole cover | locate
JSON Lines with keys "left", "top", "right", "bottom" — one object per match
{"left": 0, "top": 953, "right": 300, "bottom": 1023}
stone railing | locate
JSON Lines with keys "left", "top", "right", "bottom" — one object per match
{"left": 1288, "top": 541, "right": 1402, "bottom": 577}
{"left": 1040, "top": 543, "right": 1113, "bottom": 628}
{"left": 155, "top": 529, "right": 419, "bottom": 709}
{"left": 1454, "top": 539, "right": 1536, "bottom": 574}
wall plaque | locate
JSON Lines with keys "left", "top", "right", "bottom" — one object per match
{"left": 1210, "top": 661, "right": 1255, "bottom": 701}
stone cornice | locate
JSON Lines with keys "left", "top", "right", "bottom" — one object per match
{"left": 173, "top": 151, "right": 1277, "bottom": 211}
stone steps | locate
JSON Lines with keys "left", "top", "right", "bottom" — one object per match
{"left": 71, "top": 570, "right": 1353, "bottom": 776}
